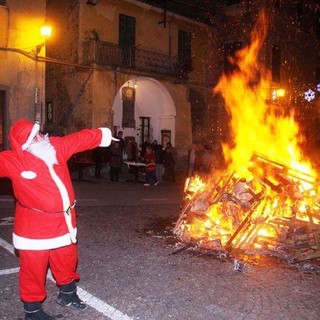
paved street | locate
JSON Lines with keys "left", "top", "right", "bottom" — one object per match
{"left": 1, "top": 179, "right": 320, "bottom": 320}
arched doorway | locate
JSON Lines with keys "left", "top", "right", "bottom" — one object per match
{"left": 112, "top": 77, "right": 176, "bottom": 147}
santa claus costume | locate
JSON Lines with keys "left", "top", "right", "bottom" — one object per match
{"left": 0, "top": 119, "right": 116, "bottom": 320}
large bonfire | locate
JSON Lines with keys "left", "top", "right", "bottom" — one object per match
{"left": 174, "top": 12, "right": 320, "bottom": 263}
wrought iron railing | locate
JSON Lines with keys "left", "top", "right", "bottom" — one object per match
{"left": 81, "top": 40, "right": 191, "bottom": 78}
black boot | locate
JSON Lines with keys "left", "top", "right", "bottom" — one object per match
{"left": 56, "top": 281, "right": 87, "bottom": 311}
{"left": 24, "top": 302, "right": 54, "bottom": 320}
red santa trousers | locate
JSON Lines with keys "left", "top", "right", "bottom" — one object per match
{"left": 19, "top": 244, "right": 80, "bottom": 302}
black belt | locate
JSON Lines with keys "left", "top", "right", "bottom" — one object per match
{"left": 17, "top": 200, "right": 76, "bottom": 215}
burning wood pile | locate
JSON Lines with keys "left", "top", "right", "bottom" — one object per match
{"left": 174, "top": 11, "right": 320, "bottom": 266}
{"left": 174, "top": 153, "right": 320, "bottom": 263}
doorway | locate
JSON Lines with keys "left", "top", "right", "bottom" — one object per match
{"left": 112, "top": 77, "right": 176, "bottom": 146}
{"left": 0, "top": 89, "right": 8, "bottom": 150}
{"left": 139, "top": 116, "right": 150, "bottom": 146}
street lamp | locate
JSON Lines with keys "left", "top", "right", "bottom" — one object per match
{"left": 40, "top": 25, "right": 52, "bottom": 38}
{"left": 34, "top": 23, "right": 52, "bottom": 124}
{"left": 34, "top": 24, "right": 52, "bottom": 56}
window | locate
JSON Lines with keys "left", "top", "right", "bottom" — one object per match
{"left": 224, "top": 41, "right": 242, "bottom": 74}
{"left": 119, "top": 14, "right": 136, "bottom": 67}
{"left": 272, "top": 45, "right": 281, "bottom": 83}
{"left": 178, "top": 30, "right": 192, "bottom": 73}
{"left": 139, "top": 117, "right": 150, "bottom": 146}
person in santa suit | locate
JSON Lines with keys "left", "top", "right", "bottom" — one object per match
{"left": 0, "top": 119, "right": 118, "bottom": 320}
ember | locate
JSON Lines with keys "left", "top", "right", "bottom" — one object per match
{"left": 174, "top": 12, "right": 320, "bottom": 264}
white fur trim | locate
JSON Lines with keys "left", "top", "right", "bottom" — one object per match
{"left": 21, "top": 171, "right": 37, "bottom": 179}
{"left": 22, "top": 122, "right": 40, "bottom": 151}
{"left": 47, "top": 165, "right": 77, "bottom": 243}
{"left": 99, "top": 128, "right": 119, "bottom": 147}
{"left": 12, "top": 229, "right": 77, "bottom": 250}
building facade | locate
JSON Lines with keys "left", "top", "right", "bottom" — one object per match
{"left": 1, "top": 0, "right": 319, "bottom": 169}
{"left": 0, "top": 0, "right": 47, "bottom": 150}
{"left": 45, "top": 0, "right": 214, "bottom": 166}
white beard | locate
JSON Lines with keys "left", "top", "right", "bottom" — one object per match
{"left": 27, "top": 135, "right": 58, "bottom": 166}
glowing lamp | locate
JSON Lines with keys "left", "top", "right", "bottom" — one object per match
{"left": 40, "top": 25, "right": 52, "bottom": 38}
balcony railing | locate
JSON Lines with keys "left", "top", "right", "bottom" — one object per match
{"left": 81, "top": 40, "right": 191, "bottom": 78}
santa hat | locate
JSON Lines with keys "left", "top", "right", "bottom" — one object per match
{"left": 9, "top": 119, "right": 40, "bottom": 152}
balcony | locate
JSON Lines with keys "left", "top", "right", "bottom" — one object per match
{"left": 81, "top": 40, "right": 191, "bottom": 78}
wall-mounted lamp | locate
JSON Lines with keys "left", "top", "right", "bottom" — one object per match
{"left": 33, "top": 24, "right": 52, "bottom": 56}
{"left": 272, "top": 88, "right": 286, "bottom": 100}
{"left": 276, "top": 88, "right": 285, "bottom": 97}
{"left": 40, "top": 25, "right": 52, "bottom": 38}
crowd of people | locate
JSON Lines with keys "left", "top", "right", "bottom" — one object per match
{"left": 90, "top": 133, "right": 179, "bottom": 185}
{"left": 78, "top": 130, "right": 221, "bottom": 185}
{"left": 187, "top": 143, "right": 218, "bottom": 177}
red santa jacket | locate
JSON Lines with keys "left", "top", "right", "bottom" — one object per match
{"left": 0, "top": 119, "right": 114, "bottom": 250}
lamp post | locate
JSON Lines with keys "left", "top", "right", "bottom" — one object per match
{"left": 35, "top": 24, "right": 52, "bottom": 124}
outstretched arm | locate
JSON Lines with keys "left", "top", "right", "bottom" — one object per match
{"left": 52, "top": 128, "right": 117, "bottom": 160}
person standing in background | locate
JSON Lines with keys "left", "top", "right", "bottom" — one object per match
{"left": 187, "top": 143, "right": 197, "bottom": 177}
{"left": 163, "top": 142, "right": 177, "bottom": 182}
{"left": 109, "top": 141, "right": 123, "bottom": 181}
{"left": 116, "top": 131, "right": 126, "bottom": 153}
{"left": 154, "top": 142, "right": 165, "bottom": 183}
{"left": 142, "top": 145, "right": 158, "bottom": 186}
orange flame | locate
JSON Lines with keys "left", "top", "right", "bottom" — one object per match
{"left": 177, "top": 11, "right": 320, "bottom": 255}
{"left": 214, "top": 11, "right": 315, "bottom": 180}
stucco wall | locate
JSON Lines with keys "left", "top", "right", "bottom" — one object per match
{"left": 0, "top": 0, "right": 46, "bottom": 141}
{"left": 79, "top": 0, "right": 212, "bottom": 83}
{"left": 91, "top": 70, "right": 116, "bottom": 127}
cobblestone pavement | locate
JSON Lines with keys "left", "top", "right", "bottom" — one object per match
{"left": 1, "top": 180, "right": 320, "bottom": 320}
